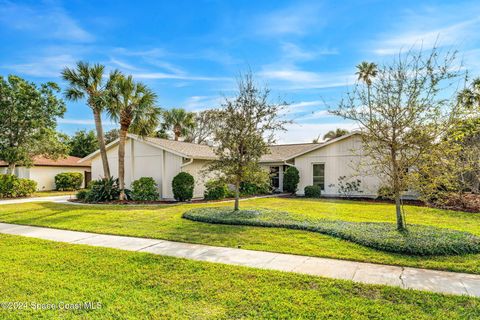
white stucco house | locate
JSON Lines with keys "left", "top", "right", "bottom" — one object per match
{"left": 0, "top": 156, "right": 92, "bottom": 191}
{"left": 80, "top": 132, "right": 382, "bottom": 200}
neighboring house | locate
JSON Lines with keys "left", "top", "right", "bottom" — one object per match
{"left": 80, "top": 132, "right": 382, "bottom": 200}
{"left": 0, "top": 156, "right": 92, "bottom": 191}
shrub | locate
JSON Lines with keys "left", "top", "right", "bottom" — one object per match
{"left": 76, "top": 189, "right": 89, "bottom": 201}
{"left": 204, "top": 179, "right": 228, "bottom": 200}
{"left": 377, "top": 186, "right": 394, "bottom": 200}
{"left": 337, "top": 176, "right": 362, "bottom": 197}
{"left": 304, "top": 185, "right": 321, "bottom": 198}
{"left": 183, "top": 208, "right": 480, "bottom": 256}
{"left": 55, "top": 172, "right": 83, "bottom": 191}
{"left": 240, "top": 181, "right": 270, "bottom": 196}
{"left": 15, "top": 178, "right": 37, "bottom": 197}
{"left": 0, "top": 174, "right": 37, "bottom": 198}
{"left": 131, "top": 177, "right": 159, "bottom": 201}
{"left": 85, "top": 177, "right": 120, "bottom": 203}
{"left": 283, "top": 166, "right": 300, "bottom": 193}
{"left": 172, "top": 172, "right": 194, "bottom": 201}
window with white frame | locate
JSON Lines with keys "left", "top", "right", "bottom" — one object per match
{"left": 312, "top": 163, "right": 325, "bottom": 190}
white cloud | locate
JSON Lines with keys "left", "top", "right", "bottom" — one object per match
{"left": 132, "top": 72, "right": 228, "bottom": 82}
{"left": 182, "top": 96, "right": 224, "bottom": 111}
{"left": 254, "top": 4, "right": 324, "bottom": 37}
{"left": 0, "top": 1, "right": 93, "bottom": 42}
{"left": 4, "top": 54, "right": 77, "bottom": 77}
{"left": 372, "top": 5, "right": 480, "bottom": 56}
{"left": 259, "top": 67, "right": 355, "bottom": 90}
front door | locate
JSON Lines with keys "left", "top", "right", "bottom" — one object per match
{"left": 270, "top": 166, "right": 280, "bottom": 190}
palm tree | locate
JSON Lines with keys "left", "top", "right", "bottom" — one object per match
{"left": 356, "top": 61, "right": 378, "bottom": 118}
{"left": 106, "top": 73, "right": 161, "bottom": 200}
{"left": 457, "top": 77, "right": 480, "bottom": 110}
{"left": 162, "top": 108, "right": 195, "bottom": 141}
{"left": 323, "top": 128, "right": 349, "bottom": 141}
{"left": 62, "top": 61, "right": 116, "bottom": 178}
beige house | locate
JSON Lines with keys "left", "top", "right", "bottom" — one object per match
{"left": 81, "top": 132, "right": 381, "bottom": 200}
{"left": 0, "top": 156, "right": 92, "bottom": 191}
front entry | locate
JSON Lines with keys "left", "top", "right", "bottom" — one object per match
{"left": 270, "top": 166, "right": 280, "bottom": 190}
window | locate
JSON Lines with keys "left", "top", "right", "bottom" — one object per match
{"left": 312, "top": 164, "right": 325, "bottom": 190}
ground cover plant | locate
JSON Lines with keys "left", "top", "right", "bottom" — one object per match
{"left": 1, "top": 197, "right": 480, "bottom": 273}
{"left": 183, "top": 208, "right": 480, "bottom": 256}
{"left": 0, "top": 234, "right": 479, "bottom": 319}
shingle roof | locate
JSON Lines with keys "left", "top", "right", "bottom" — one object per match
{"left": 130, "top": 134, "right": 322, "bottom": 162}
{"left": 0, "top": 156, "right": 90, "bottom": 167}
{"left": 137, "top": 135, "right": 217, "bottom": 160}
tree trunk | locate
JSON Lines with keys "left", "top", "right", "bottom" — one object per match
{"left": 391, "top": 148, "right": 406, "bottom": 231}
{"left": 6, "top": 163, "right": 15, "bottom": 175}
{"left": 174, "top": 125, "right": 181, "bottom": 141}
{"left": 118, "top": 127, "right": 128, "bottom": 201}
{"left": 93, "top": 109, "right": 111, "bottom": 179}
{"left": 234, "top": 178, "right": 240, "bottom": 211}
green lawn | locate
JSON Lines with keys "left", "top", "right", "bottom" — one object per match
{"left": 0, "top": 197, "right": 479, "bottom": 274}
{"left": 0, "top": 234, "right": 478, "bottom": 319}
{"left": 32, "top": 190, "right": 77, "bottom": 197}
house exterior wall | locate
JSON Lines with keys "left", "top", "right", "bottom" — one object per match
{"left": 294, "top": 135, "right": 381, "bottom": 197}
{"left": 29, "top": 166, "right": 91, "bottom": 191}
{"left": 182, "top": 159, "right": 215, "bottom": 198}
{"left": 90, "top": 138, "right": 186, "bottom": 200}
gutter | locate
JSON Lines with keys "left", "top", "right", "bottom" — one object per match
{"left": 181, "top": 158, "right": 194, "bottom": 167}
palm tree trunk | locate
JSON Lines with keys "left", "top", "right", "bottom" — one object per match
{"left": 234, "top": 178, "right": 240, "bottom": 211}
{"left": 118, "top": 127, "right": 128, "bottom": 201}
{"left": 6, "top": 163, "right": 15, "bottom": 175}
{"left": 93, "top": 109, "right": 111, "bottom": 179}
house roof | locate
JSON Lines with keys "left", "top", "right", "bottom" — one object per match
{"left": 0, "top": 156, "right": 91, "bottom": 167}
{"left": 80, "top": 131, "right": 360, "bottom": 163}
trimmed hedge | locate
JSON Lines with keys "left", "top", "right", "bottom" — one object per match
{"left": 283, "top": 166, "right": 300, "bottom": 193}
{"left": 131, "top": 177, "right": 159, "bottom": 201}
{"left": 55, "top": 172, "right": 83, "bottom": 191}
{"left": 183, "top": 208, "right": 480, "bottom": 256}
{"left": 172, "top": 172, "right": 194, "bottom": 201}
{"left": 0, "top": 174, "right": 37, "bottom": 198}
{"left": 304, "top": 185, "right": 321, "bottom": 198}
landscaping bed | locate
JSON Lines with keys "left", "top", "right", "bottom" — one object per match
{"left": 183, "top": 208, "right": 480, "bottom": 256}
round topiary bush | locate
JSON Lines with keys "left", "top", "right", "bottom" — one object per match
{"left": 283, "top": 166, "right": 300, "bottom": 193}
{"left": 0, "top": 174, "right": 37, "bottom": 198}
{"left": 183, "top": 207, "right": 480, "bottom": 256}
{"left": 304, "top": 185, "right": 321, "bottom": 198}
{"left": 131, "top": 177, "right": 159, "bottom": 201}
{"left": 172, "top": 172, "right": 194, "bottom": 201}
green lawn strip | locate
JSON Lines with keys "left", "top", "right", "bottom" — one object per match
{"left": 0, "top": 198, "right": 479, "bottom": 274}
{"left": 0, "top": 234, "right": 478, "bottom": 319}
{"left": 32, "top": 190, "right": 77, "bottom": 197}
{"left": 183, "top": 208, "right": 480, "bottom": 256}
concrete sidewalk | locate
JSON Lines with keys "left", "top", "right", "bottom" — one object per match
{"left": 0, "top": 222, "right": 479, "bottom": 297}
{"left": 0, "top": 195, "right": 73, "bottom": 205}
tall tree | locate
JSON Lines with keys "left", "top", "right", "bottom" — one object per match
{"left": 106, "top": 73, "right": 161, "bottom": 200}
{"left": 0, "top": 75, "right": 68, "bottom": 173}
{"left": 356, "top": 61, "right": 378, "bottom": 117}
{"left": 162, "top": 108, "right": 195, "bottom": 141}
{"left": 332, "top": 48, "right": 461, "bottom": 231}
{"left": 104, "top": 129, "right": 120, "bottom": 144}
{"left": 209, "top": 73, "right": 289, "bottom": 211}
{"left": 68, "top": 130, "right": 99, "bottom": 158}
{"left": 185, "top": 109, "right": 219, "bottom": 144}
{"left": 323, "top": 128, "right": 349, "bottom": 141}
{"left": 62, "top": 61, "right": 117, "bottom": 178}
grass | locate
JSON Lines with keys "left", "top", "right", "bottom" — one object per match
{"left": 183, "top": 207, "right": 480, "bottom": 256}
{"left": 0, "top": 197, "right": 480, "bottom": 274}
{"left": 0, "top": 234, "right": 478, "bottom": 319}
{"left": 32, "top": 190, "right": 77, "bottom": 197}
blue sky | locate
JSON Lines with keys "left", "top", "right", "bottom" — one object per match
{"left": 1, "top": 0, "right": 480, "bottom": 143}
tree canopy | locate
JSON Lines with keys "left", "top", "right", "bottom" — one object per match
{"left": 0, "top": 75, "right": 68, "bottom": 173}
{"left": 68, "top": 130, "right": 99, "bottom": 158}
